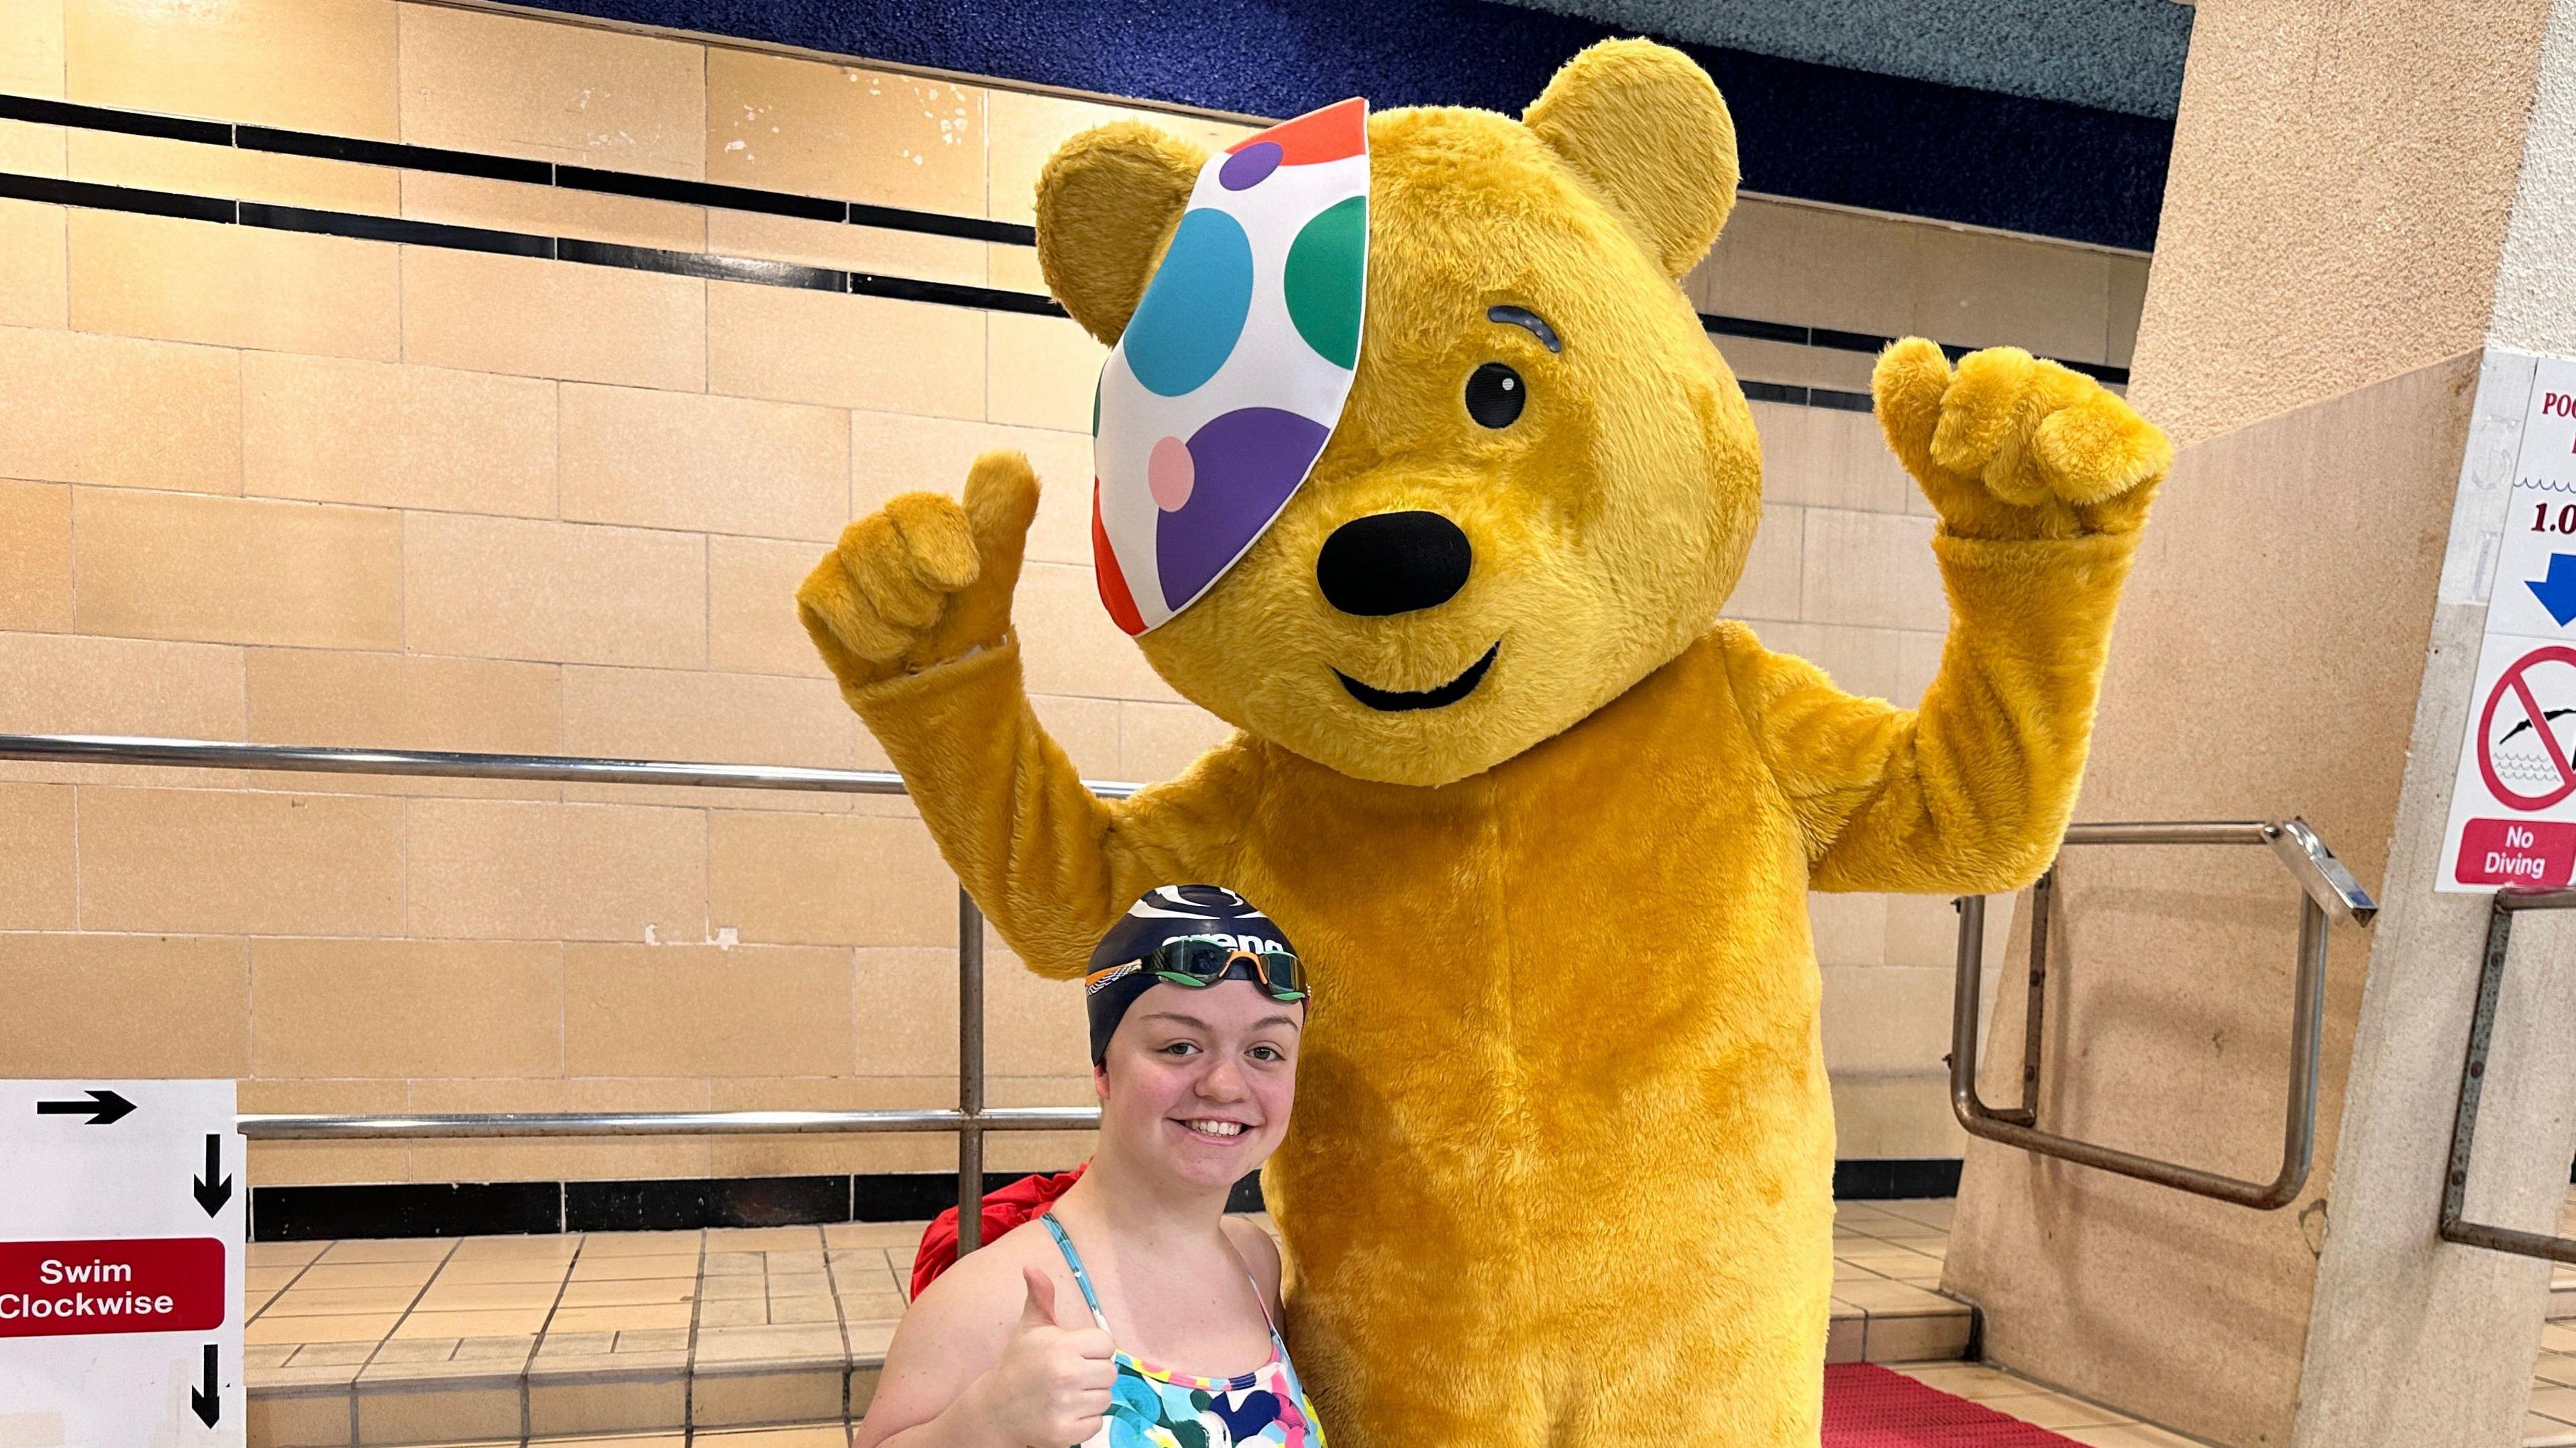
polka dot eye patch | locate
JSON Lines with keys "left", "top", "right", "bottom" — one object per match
{"left": 1090, "top": 99, "right": 1368, "bottom": 635}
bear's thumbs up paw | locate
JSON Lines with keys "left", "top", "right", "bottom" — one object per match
{"left": 796, "top": 451, "right": 1042, "bottom": 693}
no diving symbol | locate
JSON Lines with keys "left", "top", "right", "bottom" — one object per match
{"left": 2477, "top": 645, "right": 2576, "bottom": 810}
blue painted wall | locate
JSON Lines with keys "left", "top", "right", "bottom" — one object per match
{"left": 1498, "top": 0, "right": 2190, "bottom": 118}
{"left": 524, "top": 0, "right": 2171, "bottom": 250}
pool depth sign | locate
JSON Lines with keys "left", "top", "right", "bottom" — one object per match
{"left": 2443, "top": 355, "right": 2576, "bottom": 891}
{"left": 0, "top": 1080, "right": 244, "bottom": 1445}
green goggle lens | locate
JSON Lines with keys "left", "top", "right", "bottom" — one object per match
{"left": 1144, "top": 938, "right": 1306, "bottom": 1001}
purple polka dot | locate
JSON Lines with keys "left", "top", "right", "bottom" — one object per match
{"left": 1219, "top": 142, "right": 1283, "bottom": 191}
{"left": 1156, "top": 407, "right": 1330, "bottom": 610}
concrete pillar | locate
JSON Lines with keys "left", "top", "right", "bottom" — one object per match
{"left": 1943, "top": 4, "right": 2576, "bottom": 1446}
{"left": 2292, "top": 1, "right": 2576, "bottom": 1439}
{"left": 2125, "top": 1, "right": 2558, "bottom": 446}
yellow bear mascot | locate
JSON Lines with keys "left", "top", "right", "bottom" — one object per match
{"left": 800, "top": 38, "right": 2167, "bottom": 1448}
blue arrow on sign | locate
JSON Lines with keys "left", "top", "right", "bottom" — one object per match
{"left": 2531, "top": 554, "right": 2576, "bottom": 626}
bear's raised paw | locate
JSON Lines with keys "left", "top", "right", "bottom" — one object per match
{"left": 1871, "top": 337, "right": 2171, "bottom": 542}
{"left": 796, "top": 451, "right": 1040, "bottom": 693}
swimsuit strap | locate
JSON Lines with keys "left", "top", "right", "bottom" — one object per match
{"left": 1036, "top": 1214, "right": 1114, "bottom": 1332}
{"left": 1038, "top": 1214, "right": 1285, "bottom": 1349}
{"left": 1236, "top": 1245, "right": 1285, "bottom": 1343}
{"left": 1252, "top": 1281, "right": 1287, "bottom": 1350}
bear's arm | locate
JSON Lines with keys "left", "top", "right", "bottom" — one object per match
{"left": 848, "top": 636, "right": 1263, "bottom": 979}
{"left": 1719, "top": 527, "right": 2139, "bottom": 895}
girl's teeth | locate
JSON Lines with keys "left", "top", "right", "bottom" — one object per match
{"left": 1188, "top": 1120, "right": 1244, "bottom": 1137}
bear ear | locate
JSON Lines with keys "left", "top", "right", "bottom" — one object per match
{"left": 1036, "top": 121, "right": 1210, "bottom": 345}
{"left": 1523, "top": 39, "right": 1739, "bottom": 278}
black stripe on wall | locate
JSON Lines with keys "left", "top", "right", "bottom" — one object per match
{"left": 3, "top": 172, "right": 236, "bottom": 223}
{"left": 248, "top": 1160, "right": 1955, "bottom": 1240}
{"left": 568, "top": 1174, "right": 855, "bottom": 1233}
{"left": 252, "top": 1182, "right": 564, "bottom": 1242}
{"left": 0, "top": 91, "right": 232, "bottom": 146}
{"left": 241, "top": 123, "right": 553, "bottom": 186}
{"left": 1834, "top": 1158, "right": 1965, "bottom": 1200}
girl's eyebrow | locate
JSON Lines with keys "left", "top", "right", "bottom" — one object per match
{"left": 1487, "top": 304, "right": 1562, "bottom": 353}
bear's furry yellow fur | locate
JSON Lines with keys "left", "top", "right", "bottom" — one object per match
{"left": 798, "top": 38, "right": 2167, "bottom": 1447}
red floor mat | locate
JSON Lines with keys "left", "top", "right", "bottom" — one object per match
{"left": 1823, "top": 1363, "right": 2088, "bottom": 1446}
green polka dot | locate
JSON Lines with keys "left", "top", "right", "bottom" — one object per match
{"left": 1283, "top": 194, "right": 1365, "bottom": 370}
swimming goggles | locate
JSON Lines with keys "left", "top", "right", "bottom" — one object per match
{"left": 1142, "top": 935, "right": 1307, "bottom": 1002}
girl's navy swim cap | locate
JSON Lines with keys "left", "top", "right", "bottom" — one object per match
{"left": 1084, "top": 885, "right": 1297, "bottom": 1064}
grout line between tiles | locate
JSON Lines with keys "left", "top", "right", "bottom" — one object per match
{"left": 827, "top": 1221, "right": 855, "bottom": 1423}
{"left": 521, "top": 1228, "right": 588, "bottom": 1442}
{"left": 683, "top": 1227, "right": 708, "bottom": 1441}
{"left": 244, "top": 1237, "right": 329, "bottom": 1326}
{"left": 348, "top": 1234, "right": 463, "bottom": 1442}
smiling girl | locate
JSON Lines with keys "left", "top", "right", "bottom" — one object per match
{"left": 855, "top": 885, "right": 1326, "bottom": 1448}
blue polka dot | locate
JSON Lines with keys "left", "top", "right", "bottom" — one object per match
{"left": 1122, "top": 208, "right": 1253, "bottom": 398}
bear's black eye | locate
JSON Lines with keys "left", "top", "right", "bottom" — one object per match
{"left": 1464, "top": 362, "right": 1525, "bottom": 429}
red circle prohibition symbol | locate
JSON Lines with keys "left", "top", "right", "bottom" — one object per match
{"left": 2477, "top": 645, "right": 2576, "bottom": 810}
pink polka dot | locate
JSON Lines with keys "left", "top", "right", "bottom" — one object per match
{"left": 1148, "top": 436, "right": 1195, "bottom": 512}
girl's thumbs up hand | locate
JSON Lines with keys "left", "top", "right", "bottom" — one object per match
{"left": 969, "top": 1267, "right": 1116, "bottom": 1446}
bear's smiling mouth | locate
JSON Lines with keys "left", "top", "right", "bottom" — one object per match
{"left": 1334, "top": 644, "right": 1500, "bottom": 712}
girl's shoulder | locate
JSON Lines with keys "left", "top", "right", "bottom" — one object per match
{"left": 906, "top": 1218, "right": 1085, "bottom": 1335}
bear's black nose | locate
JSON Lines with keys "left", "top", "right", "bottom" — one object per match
{"left": 1316, "top": 511, "right": 1473, "bottom": 616}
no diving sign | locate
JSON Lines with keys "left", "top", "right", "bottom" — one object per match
{"left": 2451, "top": 641, "right": 2576, "bottom": 886}
{"left": 2477, "top": 645, "right": 2576, "bottom": 812}
{"left": 0, "top": 1080, "right": 244, "bottom": 1447}
{"left": 2443, "top": 353, "right": 2576, "bottom": 890}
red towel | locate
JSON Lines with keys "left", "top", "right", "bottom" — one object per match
{"left": 1822, "top": 1363, "right": 2094, "bottom": 1446}
{"left": 910, "top": 1164, "right": 1087, "bottom": 1298}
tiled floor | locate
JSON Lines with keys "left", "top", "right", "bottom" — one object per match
{"left": 237, "top": 1197, "right": 2237, "bottom": 1447}
{"left": 245, "top": 1221, "right": 914, "bottom": 1446}
{"left": 1825, "top": 1197, "right": 1976, "bottom": 1362}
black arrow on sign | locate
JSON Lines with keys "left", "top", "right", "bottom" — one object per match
{"left": 191, "top": 1134, "right": 233, "bottom": 1217}
{"left": 33, "top": 1089, "right": 133, "bottom": 1125}
{"left": 189, "top": 1343, "right": 219, "bottom": 1428}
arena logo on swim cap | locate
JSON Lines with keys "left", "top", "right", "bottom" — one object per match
{"left": 1090, "top": 99, "right": 1368, "bottom": 635}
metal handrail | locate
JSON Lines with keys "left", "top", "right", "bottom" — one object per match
{"left": 0, "top": 732, "right": 1144, "bottom": 1255}
{"left": 1949, "top": 818, "right": 2377, "bottom": 1210}
{"left": 2438, "top": 889, "right": 2576, "bottom": 1264}
{"left": 0, "top": 732, "right": 1144, "bottom": 798}
{"left": 241, "top": 1109, "right": 1103, "bottom": 1138}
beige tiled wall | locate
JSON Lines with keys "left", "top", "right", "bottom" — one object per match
{"left": 1690, "top": 197, "right": 2150, "bottom": 375}
{"left": 0, "top": 0, "right": 2139, "bottom": 1186}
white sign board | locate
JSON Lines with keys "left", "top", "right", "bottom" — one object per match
{"left": 0, "top": 1081, "right": 244, "bottom": 1447}
{"left": 2442, "top": 355, "right": 2576, "bottom": 890}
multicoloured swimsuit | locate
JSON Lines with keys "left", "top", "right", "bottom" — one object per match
{"left": 1038, "top": 1214, "right": 1327, "bottom": 1448}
